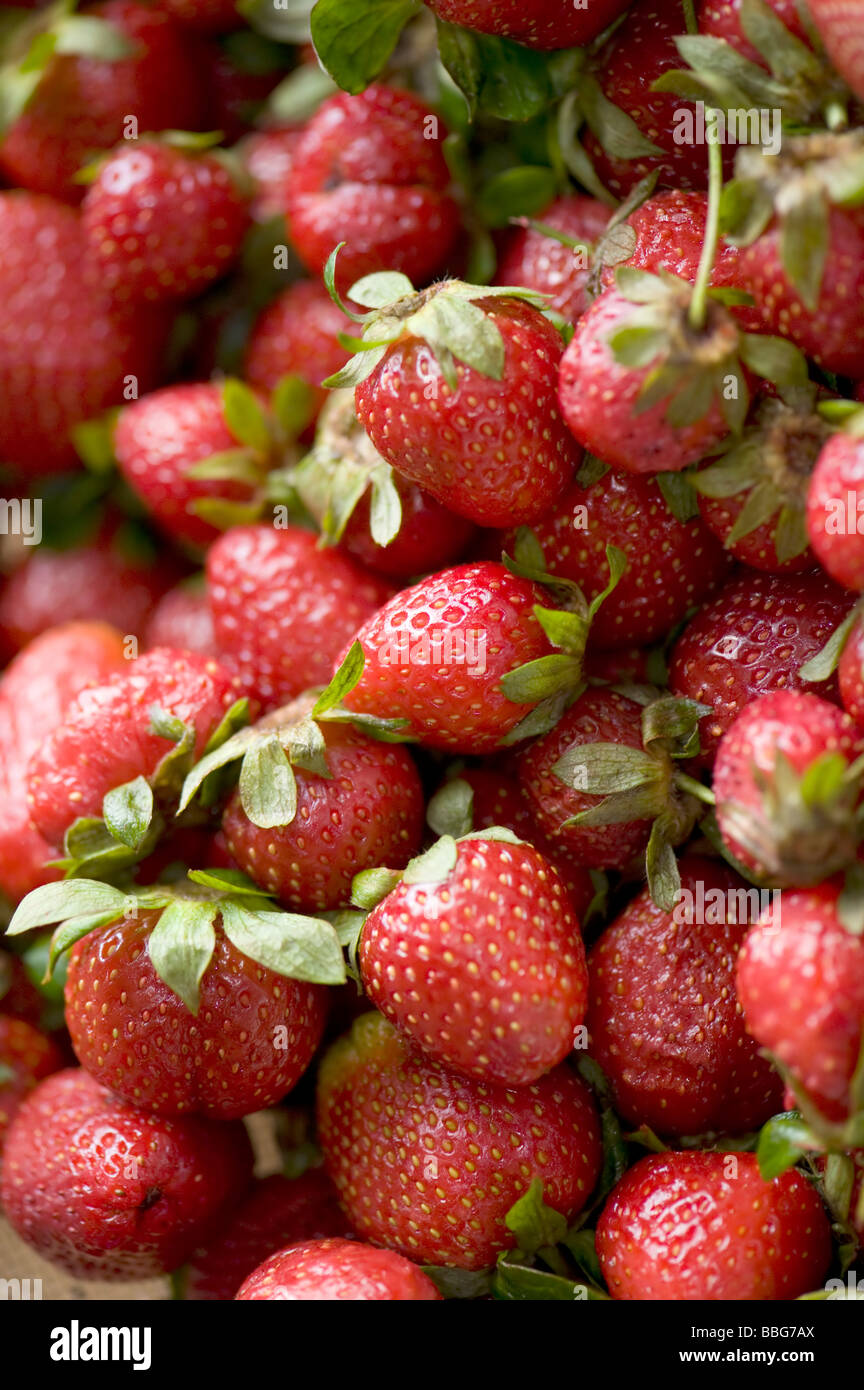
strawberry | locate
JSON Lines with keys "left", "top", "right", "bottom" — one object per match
{"left": 807, "top": 426, "right": 864, "bottom": 592}
{"left": 144, "top": 577, "right": 216, "bottom": 656}
{"left": 422, "top": 0, "right": 632, "bottom": 49}
{"left": 588, "top": 855, "right": 782, "bottom": 1137}
{"left": 335, "top": 272, "right": 581, "bottom": 529}
{"left": 0, "top": 1068, "right": 252, "bottom": 1279}
{"left": 0, "top": 1015, "right": 64, "bottom": 1155}
{"left": 596, "top": 1151, "right": 832, "bottom": 1300}
{"left": 0, "top": 191, "right": 169, "bottom": 476}
{"left": 316, "top": 1012, "right": 602, "bottom": 1270}
{"left": 207, "top": 523, "right": 391, "bottom": 712}
{"left": 736, "top": 878, "right": 864, "bottom": 1127}
{"left": 185, "top": 1169, "right": 355, "bottom": 1300}
{"left": 159, "top": 0, "right": 244, "bottom": 34}
{"left": 287, "top": 85, "right": 461, "bottom": 295}
{"left": 494, "top": 195, "right": 611, "bottom": 321}
{"left": 241, "top": 125, "right": 302, "bottom": 223}
{"left": 838, "top": 613, "right": 864, "bottom": 725}
{"left": 237, "top": 1237, "right": 442, "bottom": 1301}
{"left": 699, "top": 0, "right": 813, "bottom": 64}
{"left": 244, "top": 280, "right": 352, "bottom": 422}
{"left": 668, "top": 568, "right": 855, "bottom": 764}
{"left": 81, "top": 136, "right": 249, "bottom": 304}
{"left": 26, "top": 646, "right": 245, "bottom": 851}
{"left": 0, "top": 2, "right": 206, "bottom": 203}
{"left": 8, "top": 868, "right": 342, "bottom": 1118}
{"left": 796, "top": 0, "right": 864, "bottom": 102}
{"left": 356, "top": 832, "right": 589, "bottom": 1086}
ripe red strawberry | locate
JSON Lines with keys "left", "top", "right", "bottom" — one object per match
{"left": 505, "top": 466, "right": 730, "bottom": 649}
{"left": 287, "top": 85, "right": 461, "bottom": 294}
{"left": 422, "top": 0, "right": 631, "bottom": 49}
{"left": 0, "top": 1068, "right": 252, "bottom": 1279}
{"left": 0, "top": 1015, "right": 64, "bottom": 1154}
{"left": 838, "top": 613, "right": 864, "bottom": 725}
{"left": 807, "top": 430, "right": 864, "bottom": 591}
{"left": 26, "top": 646, "right": 243, "bottom": 848}
{"left": 316, "top": 1012, "right": 602, "bottom": 1270}
{"left": 0, "top": 2, "right": 206, "bottom": 203}
{"left": 144, "top": 578, "right": 216, "bottom": 656}
{"left": 241, "top": 125, "right": 302, "bottom": 223}
{"left": 596, "top": 1151, "right": 832, "bottom": 1300}
{"left": 358, "top": 834, "right": 589, "bottom": 1086}
{"left": 237, "top": 1237, "right": 441, "bottom": 1301}
{"left": 160, "top": 0, "right": 243, "bottom": 34}
{"left": 207, "top": 524, "right": 391, "bottom": 712}
{"left": 806, "top": 0, "right": 864, "bottom": 102}
{"left": 186, "top": 1169, "right": 355, "bottom": 1300}
{"left": 495, "top": 196, "right": 611, "bottom": 321}
{"left": 340, "top": 479, "right": 476, "bottom": 580}
{"left": 737, "top": 879, "right": 864, "bottom": 1124}
{"left": 714, "top": 689, "right": 864, "bottom": 886}
{"left": 0, "top": 192, "right": 169, "bottom": 476}
{"left": 588, "top": 855, "right": 782, "bottom": 1137}
{"left": 244, "top": 280, "right": 352, "bottom": 421}
{"left": 81, "top": 138, "right": 249, "bottom": 304}
{"left": 345, "top": 277, "right": 580, "bottom": 528}
{"left": 668, "top": 568, "right": 854, "bottom": 764}
{"left": 214, "top": 708, "right": 424, "bottom": 911}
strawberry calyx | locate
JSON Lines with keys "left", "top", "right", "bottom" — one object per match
{"left": 5, "top": 866, "right": 346, "bottom": 1014}
{"left": 555, "top": 75, "right": 664, "bottom": 205}
{"left": 349, "top": 825, "right": 524, "bottom": 914}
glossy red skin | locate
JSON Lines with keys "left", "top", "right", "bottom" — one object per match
{"left": 359, "top": 838, "right": 589, "bottom": 1086}
{"left": 0, "top": 1016, "right": 64, "bottom": 1154}
{"left": 317, "top": 1013, "right": 602, "bottom": 1270}
{"left": 737, "top": 879, "right": 864, "bottom": 1122}
{"left": 583, "top": 0, "right": 722, "bottom": 198}
{"left": 238, "top": 1237, "right": 441, "bottom": 1301}
{"left": 714, "top": 690, "right": 864, "bottom": 879}
{"left": 0, "top": 3, "right": 205, "bottom": 203}
{"left": 596, "top": 1151, "right": 832, "bottom": 1300}
{"left": 0, "top": 622, "right": 129, "bottom": 902}
{"left": 159, "top": 0, "right": 243, "bottom": 33}
{"left": 588, "top": 856, "right": 783, "bottom": 1137}
{"left": 698, "top": 490, "right": 814, "bottom": 574}
{"left": 838, "top": 613, "right": 864, "bottom": 724}
{"left": 518, "top": 689, "right": 653, "bottom": 870}
{"left": 340, "top": 481, "right": 477, "bottom": 581}
{"left": 27, "top": 647, "right": 243, "bottom": 846}
{"left": 559, "top": 289, "right": 734, "bottom": 475}
{"left": 495, "top": 196, "right": 611, "bottom": 321}
{"left": 356, "top": 298, "right": 580, "bottom": 528}
{"left": 340, "top": 562, "right": 554, "bottom": 754}
{"left": 287, "top": 85, "right": 461, "bottom": 294}
{"left": 144, "top": 579, "right": 216, "bottom": 656}
{"left": 740, "top": 207, "right": 864, "bottom": 378}
{"left": 241, "top": 126, "right": 302, "bottom": 223}
{"left": 668, "top": 568, "right": 854, "bottom": 764}
{"left": 1, "top": 1069, "right": 253, "bottom": 1279}
{"left": 423, "top": 0, "right": 632, "bottom": 49}
{"left": 65, "top": 913, "right": 328, "bottom": 1119}
{"left": 699, "top": 0, "right": 812, "bottom": 64}
{"left": 223, "top": 722, "right": 424, "bottom": 911}
{"left": 507, "top": 470, "right": 730, "bottom": 649}
{"left": 807, "top": 434, "right": 864, "bottom": 591}
{"left": 187, "top": 1170, "right": 354, "bottom": 1300}
{"left": 114, "top": 382, "right": 264, "bottom": 552}
{"left": 82, "top": 141, "right": 249, "bottom": 304}
{"left": 244, "top": 280, "right": 352, "bottom": 422}
{"left": 207, "top": 524, "right": 391, "bottom": 713}
{"left": 0, "top": 192, "right": 169, "bottom": 476}
{"left": 793, "top": 0, "right": 864, "bottom": 100}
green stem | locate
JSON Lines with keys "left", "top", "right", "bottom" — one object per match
{"left": 688, "top": 117, "right": 724, "bottom": 332}
{"left": 538, "top": 1245, "right": 572, "bottom": 1278}
{"left": 681, "top": 0, "right": 698, "bottom": 35}
{"left": 675, "top": 771, "right": 715, "bottom": 806}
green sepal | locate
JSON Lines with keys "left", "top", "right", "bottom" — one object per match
{"left": 504, "top": 1179, "right": 568, "bottom": 1259}
{"left": 148, "top": 898, "right": 217, "bottom": 1015}
{"left": 102, "top": 775, "right": 154, "bottom": 851}
{"left": 238, "top": 735, "right": 297, "bottom": 830}
{"left": 403, "top": 835, "right": 458, "bottom": 885}
{"left": 426, "top": 776, "right": 474, "bottom": 840}
{"left": 756, "top": 1111, "right": 816, "bottom": 1180}
{"left": 350, "top": 867, "right": 403, "bottom": 911}
{"left": 798, "top": 606, "right": 859, "bottom": 682}
{"left": 310, "top": 0, "right": 419, "bottom": 96}
{"left": 220, "top": 899, "right": 346, "bottom": 985}
{"left": 6, "top": 879, "right": 133, "bottom": 938}
{"left": 312, "top": 640, "right": 365, "bottom": 716}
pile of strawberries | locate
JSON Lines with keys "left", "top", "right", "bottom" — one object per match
{"left": 1, "top": 0, "right": 864, "bottom": 1304}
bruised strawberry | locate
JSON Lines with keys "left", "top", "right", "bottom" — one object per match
{"left": 0, "top": 1068, "right": 252, "bottom": 1279}
{"left": 317, "top": 1012, "right": 602, "bottom": 1270}
{"left": 0, "top": 1015, "right": 64, "bottom": 1155}
{"left": 422, "top": 0, "right": 632, "bottom": 49}
{"left": 495, "top": 195, "right": 611, "bottom": 320}
{"left": 237, "top": 1237, "right": 441, "bottom": 1301}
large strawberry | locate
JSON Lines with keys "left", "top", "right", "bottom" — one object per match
{"left": 237, "top": 1237, "right": 442, "bottom": 1301}
{"left": 317, "top": 1012, "right": 602, "bottom": 1270}
{"left": 207, "top": 523, "right": 391, "bottom": 712}
{"left": 423, "top": 0, "right": 632, "bottom": 49}
{"left": 808, "top": 0, "right": 864, "bottom": 102}
{"left": 0, "top": 1068, "right": 252, "bottom": 1279}
{"left": 588, "top": 855, "right": 782, "bottom": 1136}
{"left": 0, "top": 1014, "right": 64, "bottom": 1155}
{"left": 355, "top": 832, "right": 589, "bottom": 1086}
{"left": 596, "top": 1151, "right": 832, "bottom": 1300}
{"left": 287, "top": 85, "right": 461, "bottom": 295}
{"left": 495, "top": 195, "right": 611, "bottom": 321}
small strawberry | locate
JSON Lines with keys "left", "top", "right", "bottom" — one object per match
{"left": 807, "top": 416, "right": 864, "bottom": 592}
{"left": 0, "top": 1068, "right": 253, "bottom": 1279}
{"left": 207, "top": 523, "right": 391, "bottom": 712}
{"left": 668, "top": 568, "right": 855, "bottom": 764}
{"left": 588, "top": 854, "right": 783, "bottom": 1137}
{"left": 596, "top": 1151, "right": 832, "bottom": 1300}
{"left": 287, "top": 85, "right": 461, "bottom": 295}
{"left": 185, "top": 1169, "right": 355, "bottom": 1301}
{"left": 495, "top": 195, "right": 611, "bottom": 321}
{"left": 316, "top": 1012, "right": 602, "bottom": 1270}
{"left": 144, "top": 577, "right": 216, "bottom": 656}
{"left": 792, "top": 0, "right": 864, "bottom": 103}
{"left": 737, "top": 878, "right": 864, "bottom": 1128}
{"left": 355, "top": 832, "right": 589, "bottom": 1086}
{"left": 237, "top": 1237, "right": 442, "bottom": 1301}
{"left": 0, "top": 1014, "right": 64, "bottom": 1154}
{"left": 81, "top": 135, "right": 249, "bottom": 304}
{"left": 422, "top": 0, "right": 632, "bottom": 49}
{"left": 244, "top": 280, "right": 352, "bottom": 422}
